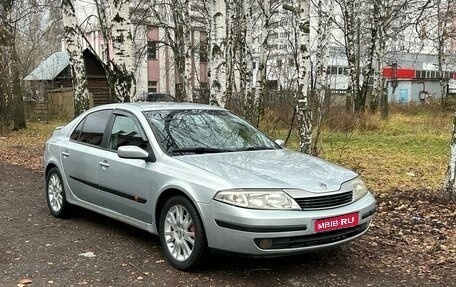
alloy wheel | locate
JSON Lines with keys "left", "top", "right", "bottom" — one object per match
{"left": 163, "top": 204, "right": 195, "bottom": 261}
{"left": 48, "top": 173, "right": 63, "bottom": 213}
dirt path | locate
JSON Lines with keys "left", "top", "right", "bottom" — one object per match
{"left": 1, "top": 162, "right": 454, "bottom": 287}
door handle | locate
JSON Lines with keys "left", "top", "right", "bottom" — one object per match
{"left": 61, "top": 151, "right": 70, "bottom": 158}
{"left": 99, "top": 161, "right": 110, "bottom": 168}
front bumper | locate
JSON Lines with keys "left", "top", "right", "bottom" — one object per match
{"left": 198, "top": 192, "right": 376, "bottom": 256}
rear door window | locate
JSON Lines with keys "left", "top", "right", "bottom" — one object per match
{"left": 76, "top": 110, "right": 112, "bottom": 146}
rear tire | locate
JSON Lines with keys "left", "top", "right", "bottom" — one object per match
{"left": 46, "top": 167, "right": 71, "bottom": 218}
{"left": 159, "top": 196, "right": 208, "bottom": 270}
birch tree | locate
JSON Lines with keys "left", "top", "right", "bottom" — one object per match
{"left": 443, "top": 114, "right": 456, "bottom": 197}
{"left": 168, "top": 0, "right": 193, "bottom": 102}
{"left": 283, "top": 0, "right": 312, "bottom": 153}
{"left": 242, "top": 0, "right": 255, "bottom": 123}
{"left": 1, "top": 0, "right": 27, "bottom": 130}
{"left": 311, "top": 0, "right": 333, "bottom": 155}
{"left": 440, "top": 1, "right": 456, "bottom": 198}
{"left": 108, "top": 0, "right": 136, "bottom": 102}
{"left": 419, "top": 0, "right": 456, "bottom": 109}
{"left": 335, "top": 0, "right": 357, "bottom": 113}
{"left": 250, "top": 0, "right": 270, "bottom": 126}
{"left": 297, "top": 0, "right": 313, "bottom": 153}
{"left": 62, "top": 0, "right": 90, "bottom": 116}
{"left": 376, "top": 0, "right": 412, "bottom": 115}
{"left": 210, "top": 0, "right": 227, "bottom": 107}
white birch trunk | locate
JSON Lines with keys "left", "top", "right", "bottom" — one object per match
{"left": 296, "top": 0, "right": 312, "bottom": 154}
{"left": 225, "top": 0, "right": 235, "bottom": 105}
{"left": 312, "top": 0, "right": 332, "bottom": 155}
{"left": 437, "top": 0, "right": 449, "bottom": 108}
{"left": 173, "top": 0, "right": 193, "bottom": 102}
{"left": 204, "top": 2, "right": 212, "bottom": 104}
{"left": 443, "top": 114, "right": 456, "bottom": 197}
{"left": 210, "top": 0, "right": 227, "bottom": 107}
{"left": 343, "top": 0, "right": 356, "bottom": 113}
{"left": 372, "top": 25, "right": 385, "bottom": 110}
{"left": 243, "top": 0, "right": 255, "bottom": 123}
{"left": 183, "top": 1, "right": 193, "bottom": 102}
{"left": 108, "top": 0, "right": 136, "bottom": 102}
{"left": 227, "top": 0, "right": 242, "bottom": 105}
{"left": 252, "top": 0, "right": 270, "bottom": 126}
{"left": 362, "top": 1, "right": 378, "bottom": 110}
{"left": 62, "top": 0, "right": 90, "bottom": 117}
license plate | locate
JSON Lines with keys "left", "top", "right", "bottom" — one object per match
{"left": 314, "top": 212, "right": 359, "bottom": 233}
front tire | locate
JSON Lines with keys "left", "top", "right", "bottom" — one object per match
{"left": 159, "top": 196, "right": 208, "bottom": 270}
{"left": 46, "top": 167, "right": 71, "bottom": 218}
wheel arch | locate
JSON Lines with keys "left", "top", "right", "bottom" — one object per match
{"left": 154, "top": 188, "right": 199, "bottom": 232}
{"left": 45, "top": 162, "right": 58, "bottom": 177}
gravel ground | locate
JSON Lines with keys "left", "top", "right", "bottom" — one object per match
{"left": 1, "top": 162, "right": 454, "bottom": 287}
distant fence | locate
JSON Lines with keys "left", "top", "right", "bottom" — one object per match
{"left": 25, "top": 88, "right": 93, "bottom": 121}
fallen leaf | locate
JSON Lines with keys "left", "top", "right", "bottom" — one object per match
{"left": 19, "top": 279, "right": 32, "bottom": 285}
{"left": 79, "top": 252, "right": 96, "bottom": 258}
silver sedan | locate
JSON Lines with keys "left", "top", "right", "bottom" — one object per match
{"left": 43, "top": 102, "right": 376, "bottom": 270}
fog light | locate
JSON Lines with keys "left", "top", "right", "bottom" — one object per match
{"left": 259, "top": 239, "right": 273, "bottom": 249}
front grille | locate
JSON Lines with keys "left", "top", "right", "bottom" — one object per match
{"left": 254, "top": 223, "right": 368, "bottom": 250}
{"left": 295, "top": 191, "right": 353, "bottom": 210}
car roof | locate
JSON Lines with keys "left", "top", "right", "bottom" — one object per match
{"left": 92, "top": 102, "right": 225, "bottom": 113}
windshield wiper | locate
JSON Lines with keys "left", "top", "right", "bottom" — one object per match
{"left": 171, "top": 147, "right": 230, "bottom": 154}
{"left": 235, "top": 146, "right": 276, "bottom": 152}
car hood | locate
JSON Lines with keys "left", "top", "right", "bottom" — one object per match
{"left": 176, "top": 149, "right": 357, "bottom": 193}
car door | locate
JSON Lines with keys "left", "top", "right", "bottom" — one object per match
{"left": 96, "top": 110, "right": 155, "bottom": 223}
{"left": 60, "top": 109, "right": 113, "bottom": 206}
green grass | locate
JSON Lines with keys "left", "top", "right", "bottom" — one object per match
{"left": 1, "top": 111, "right": 452, "bottom": 194}
{"left": 262, "top": 111, "right": 453, "bottom": 194}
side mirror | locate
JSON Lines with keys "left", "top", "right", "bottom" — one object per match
{"left": 275, "top": 139, "right": 285, "bottom": 148}
{"left": 117, "top": 145, "right": 149, "bottom": 160}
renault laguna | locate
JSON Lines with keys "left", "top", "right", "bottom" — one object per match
{"left": 43, "top": 102, "right": 376, "bottom": 270}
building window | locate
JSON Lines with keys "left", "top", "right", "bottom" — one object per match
{"left": 338, "top": 67, "right": 344, "bottom": 75}
{"left": 148, "top": 81, "right": 157, "bottom": 92}
{"left": 199, "top": 40, "right": 208, "bottom": 63}
{"left": 288, "top": 58, "right": 294, "bottom": 67}
{"left": 331, "top": 66, "right": 337, "bottom": 75}
{"left": 147, "top": 41, "right": 157, "bottom": 59}
{"left": 277, "top": 59, "right": 282, "bottom": 68}
{"left": 101, "top": 44, "right": 107, "bottom": 62}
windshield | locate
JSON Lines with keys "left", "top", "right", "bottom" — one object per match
{"left": 143, "top": 109, "right": 278, "bottom": 155}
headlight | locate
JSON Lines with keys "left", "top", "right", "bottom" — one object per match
{"left": 214, "top": 189, "right": 301, "bottom": 210}
{"left": 350, "top": 177, "right": 368, "bottom": 201}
